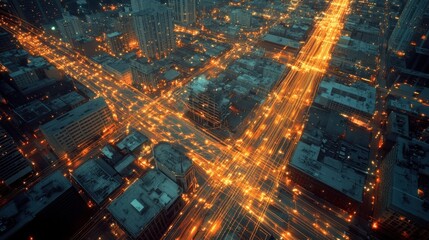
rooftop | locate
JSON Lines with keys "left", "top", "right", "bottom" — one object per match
{"left": 163, "top": 69, "right": 180, "bottom": 81}
{"left": 262, "top": 34, "right": 301, "bottom": 49}
{"left": 391, "top": 166, "right": 429, "bottom": 222}
{"left": 290, "top": 141, "right": 366, "bottom": 202}
{"left": 389, "top": 138, "right": 429, "bottom": 222}
{"left": 388, "top": 97, "right": 429, "bottom": 118}
{"left": 14, "top": 100, "right": 51, "bottom": 123}
{"left": 40, "top": 98, "right": 108, "bottom": 134}
{"left": 154, "top": 142, "right": 192, "bottom": 175}
{"left": 315, "top": 77, "right": 376, "bottom": 115}
{"left": 188, "top": 75, "right": 210, "bottom": 94}
{"left": 387, "top": 111, "right": 409, "bottom": 138}
{"left": 116, "top": 129, "right": 149, "bottom": 152}
{"left": 108, "top": 170, "right": 182, "bottom": 238}
{"left": 72, "top": 159, "right": 122, "bottom": 204}
{"left": 58, "top": 91, "right": 86, "bottom": 107}
{"left": 107, "top": 32, "right": 121, "bottom": 38}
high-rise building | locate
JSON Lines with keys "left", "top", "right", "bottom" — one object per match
{"left": 133, "top": 2, "right": 176, "bottom": 59}
{"left": 40, "top": 98, "right": 113, "bottom": 158}
{"left": 0, "top": 125, "right": 32, "bottom": 186}
{"left": 187, "top": 75, "right": 230, "bottom": 128}
{"left": 130, "top": 0, "right": 159, "bottom": 12}
{"left": 105, "top": 32, "right": 127, "bottom": 56}
{"left": 167, "top": 0, "right": 197, "bottom": 25}
{"left": 388, "top": 0, "right": 429, "bottom": 54}
{"left": 56, "top": 12, "right": 84, "bottom": 45}
{"left": 374, "top": 138, "right": 429, "bottom": 239}
{"left": 117, "top": 11, "right": 138, "bottom": 50}
{"left": 153, "top": 142, "right": 196, "bottom": 192}
{"left": 3, "top": 0, "right": 62, "bottom": 26}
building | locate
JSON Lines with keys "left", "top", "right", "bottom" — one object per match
{"left": 375, "top": 138, "right": 429, "bottom": 239}
{"left": 230, "top": 9, "right": 252, "bottom": 27}
{"left": 167, "top": 0, "right": 197, "bottom": 25}
{"left": 40, "top": 98, "right": 113, "bottom": 158}
{"left": 3, "top": 0, "right": 62, "bottom": 26}
{"left": 130, "top": 58, "right": 160, "bottom": 89}
{"left": 187, "top": 75, "right": 230, "bottom": 128}
{"left": 56, "top": 12, "right": 84, "bottom": 45}
{"left": 288, "top": 141, "right": 367, "bottom": 212}
{"left": 13, "top": 99, "right": 52, "bottom": 131}
{"left": 117, "top": 10, "right": 138, "bottom": 50}
{"left": 73, "top": 37, "right": 99, "bottom": 57}
{"left": 103, "top": 59, "right": 132, "bottom": 85}
{"left": 287, "top": 106, "right": 371, "bottom": 212}
{"left": 108, "top": 170, "right": 183, "bottom": 239}
{"left": 8, "top": 67, "right": 39, "bottom": 91}
{"left": 314, "top": 77, "right": 376, "bottom": 120}
{"left": 153, "top": 142, "right": 195, "bottom": 192}
{"left": 0, "top": 126, "right": 32, "bottom": 186}
{"left": 72, "top": 159, "right": 122, "bottom": 205}
{"left": 116, "top": 129, "right": 149, "bottom": 154}
{"left": 133, "top": 3, "right": 175, "bottom": 59}
{"left": 106, "top": 32, "right": 127, "bottom": 56}
{"left": 130, "top": 0, "right": 159, "bottom": 12}
{"left": 388, "top": 0, "right": 429, "bottom": 54}
{"left": 0, "top": 171, "right": 91, "bottom": 239}
{"left": 386, "top": 111, "right": 409, "bottom": 142}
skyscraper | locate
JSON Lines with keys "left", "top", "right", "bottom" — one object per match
{"left": 388, "top": 0, "right": 429, "bottom": 54}
{"left": 167, "top": 0, "right": 197, "bottom": 25}
{"left": 56, "top": 12, "right": 84, "bottom": 45}
{"left": 133, "top": 2, "right": 176, "bottom": 59}
{"left": 130, "top": 0, "right": 160, "bottom": 12}
{"left": 3, "top": 0, "right": 62, "bottom": 26}
{"left": 0, "top": 125, "right": 32, "bottom": 186}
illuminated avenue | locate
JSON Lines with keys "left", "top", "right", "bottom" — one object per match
{"left": 1, "top": 0, "right": 429, "bottom": 240}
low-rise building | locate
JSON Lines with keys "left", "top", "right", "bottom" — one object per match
{"left": 108, "top": 170, "right": 183, "bottom": 239}
{"left": 116, "top": 129, "right": 149, "bottom": 154}
{"left": 72, "top": 159, "right": 122, "bottom": 205}
{"left": 315, "top": 77, "right": 376, "bottom": 121}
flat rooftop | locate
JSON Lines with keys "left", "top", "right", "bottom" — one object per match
{"left": 14, "top": 100, "right": 51, "bottom": 123}
{"left": 388, "top": 97, "right": 429, "bottom": 118}
{"left": 290, "top": 141, "right": 366, "bottom": 202}
{"left": 108, "top": 170, "right": 182, "bottom": 238}
{"left": 107, "top": 32, "right": 121, "bottom": 38}
{"left": 154, "top": 142, "right": 192, "bottom": 175}
{"left": 72, "top": 159, "right": 122, "bottom": 204}
{"left": 387, "top": 111, "right": 409, "bottom": 138}
{"left": 116, "top": 129, "right": 149, "bottom": 152}
{"left": 262, "top": 34, "right": 301, "bottom": 49}
{"left": 58, "top": 91, "right": 86, "bottom": 107}
{"left": 390, "top": 138, "right": 429, "bottom": 222}
{"left": 316, "top": 77, "right": 376, "bottom": 115}
{"left": 391, "top": 165, "right": 429, "bottom": 222}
